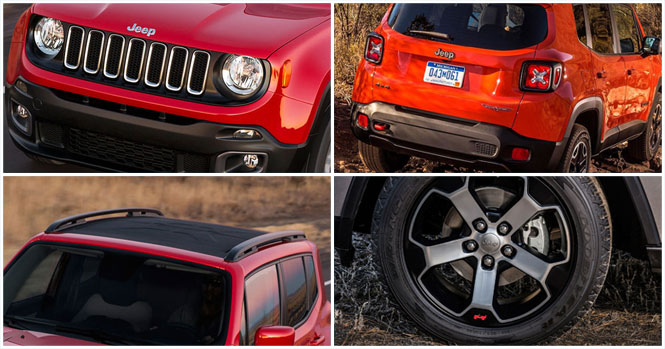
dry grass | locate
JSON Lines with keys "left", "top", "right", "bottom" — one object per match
{"left": 334, "top": 234, "right": 662, "bottom": 345}
{"left": 3, "top": 177, "right": 330, "bottom": 264}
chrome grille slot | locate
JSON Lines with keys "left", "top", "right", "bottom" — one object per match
{"left": 144, "top": 43, "right": 167, "bottom": 87}
{"left": 83, "top": 30, "right": 104, "bottom": 74}
{"left": 165, "top": 46, "right": 188, "bottom": 91}
{"left": 187, "top": 51, "right": 210, "bottom": 95}
{"left": 103, "top": 34, "right": 125, "bottom": 79}
{"left": 123, "top": 38, "right": 146, "bottom": 83}
{"left": 64, "top": 26, "right": 85, "bottom": 69}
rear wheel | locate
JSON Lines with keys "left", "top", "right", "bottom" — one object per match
{"left": 371, "top": 177, "right": 611, "bottom": 344}
{"left": 358, "top": 141, "right": 410, "bottom": 172}
{"left": 557, "top": 124, "right": 591, "bottom": 172}
{"left": 626, "top": 91, "right": 661, "bottom": 162}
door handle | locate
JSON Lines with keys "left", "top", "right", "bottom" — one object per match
{"left": 627, "top": 69, "right": 632, "bottom": 75}
{"left": 596, "top": 70, "right": 607, "bottom": 78}
{"left": 309, "top": 336, "right": 325, "bottom": 345}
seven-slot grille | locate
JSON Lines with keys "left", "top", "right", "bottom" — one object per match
{"left": 63, "top": 26, "right": 210, "bottom": 95}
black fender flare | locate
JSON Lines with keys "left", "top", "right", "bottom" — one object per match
{"left": 562, "top": 96, "right": 604, "bottom": 153}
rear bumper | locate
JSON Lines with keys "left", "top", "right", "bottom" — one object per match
{"left": 6, "top": 77, "right": 308, "bottom": 172}
{"left": 351, "top": 101, "right": 566, "bottom": 172}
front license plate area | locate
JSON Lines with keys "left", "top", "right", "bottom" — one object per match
{"left": 423, "top": 62, "right": 465, "bottom": 88}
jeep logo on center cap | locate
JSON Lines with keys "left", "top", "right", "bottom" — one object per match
{"left": 127, "top": 23, "right": 156, "bottom": 37}
{"left": 435, "top": 48, "right": 455, "bottom": 60}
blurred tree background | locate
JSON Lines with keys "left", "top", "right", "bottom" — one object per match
{"left": 334, "top": 3, "right": 662, "bottom": 100}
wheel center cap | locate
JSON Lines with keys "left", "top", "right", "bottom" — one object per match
{"left": 479, "top": 233, "right": 501, "bottom": 253}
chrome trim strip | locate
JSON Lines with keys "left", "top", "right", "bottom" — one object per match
{"left": 144, "top": 42, "right": 168, "bottom": 87}
{"left": 103, "top": 34, "right": 125, "bottom": 79}
{"left": 123, "top": 38, "right": 146, "bottom": 83}
{"left": 63, "top": 26, "right": 85, "bottom": 70}
{"left": 186, "top": 50, "right": 210, "bottom": 95}
{"left": 165, "top": 46, "right": 189, "bottom": 92}
{"left": 83, "top": 30, "right": 105, "bottom": 74}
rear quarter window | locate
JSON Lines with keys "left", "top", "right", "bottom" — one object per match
{"left": 389, "top": 3, "right": 548, "bottom": 50}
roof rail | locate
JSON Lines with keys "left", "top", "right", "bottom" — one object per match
{"left": 226, "top": 230, "right": 306, "bottom": 262}
{"left": 45, "top": 208, "right": 164, "bottom": 233}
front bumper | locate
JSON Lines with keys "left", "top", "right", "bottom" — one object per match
{"left": 351, "top": 102, "right": 566, "bottom": 172}
{"left": 6, "top": 77, "right": 309, "bottom": 172}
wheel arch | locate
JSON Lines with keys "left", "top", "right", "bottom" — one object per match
{"left": 564, "top": 97, "right": 603, "bottom": 154}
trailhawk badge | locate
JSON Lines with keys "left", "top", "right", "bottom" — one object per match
{"left": 127, "top": 23, "right": 156, "bottom": 37}
{"left": 434, "top": 48, "right": 455, "bottom": 60}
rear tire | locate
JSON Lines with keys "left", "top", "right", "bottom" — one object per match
{"left": 371, "top": 177, "right": 611, "bottom": 344}
{"left": 626, "top": 90, "right": 661, "bottom": 162}
{"left": 557, "top": 124, "right": 591, "bottom": 172}
{"left": 358, "top": 141, "right": 409, "bottom": 172}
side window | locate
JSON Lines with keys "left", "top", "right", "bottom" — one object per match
{"left": 280, "top": 257, "right": 308, "bottom": 327}
{"left": 573, "top": 5, "right": 587, "bottom": 45}
{"left": 239, "top": 298, "right": 246, "bottom": 345}
{"left": 245, "top": 265, "right": 280, "bottom": 345}
{"left": 304, "top": 255, "right": 318, "bottom": 310}
{"left": 587, "top": 4, "right": 614, "bottom": 54}
{"left": 612, "top": 4, "right": 641, "bottom": 54}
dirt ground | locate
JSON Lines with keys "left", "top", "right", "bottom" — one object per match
{"left": 334, "top": 234, "right": 662, "bottom": 346}
{"left": 3, "top": 177, "right": 330, "bottom": 266}
{"left": 334, "top": 97, "right": 662, "bottom": 173}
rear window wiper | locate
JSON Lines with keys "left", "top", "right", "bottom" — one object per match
{"left": 407, "top": 30, "right": 454, "bottom": 42}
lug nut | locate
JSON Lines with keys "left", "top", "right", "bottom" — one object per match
{"left": 473, "top": 219, "right": 487, "bottom": 232}
{"left": 498, "top": 222, "right": 511, "bottom": 235}
{"left": 502, "top": 245, "right": 515, "bottom": 257}
{"left": 482, "top": 255, "right": 494, "bottom": 268}
{"left": 464, "top": 240, "right": 478, "bottom": 252}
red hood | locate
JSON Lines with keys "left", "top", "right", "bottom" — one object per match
{"left": 4, "top": 327, "right": 100, "bottom": 346}
{"left": 32, "top": 3, "right": 330, "bottom": 59}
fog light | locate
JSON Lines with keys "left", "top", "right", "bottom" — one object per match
{"left": 10, "top": 101, "right": 32, "bottom": 136}
{"left": 233, "top": 129, "right": 261, "bottom": 139}
{"left": 357, "top": 113, "right": 369, "bottom": 129}
{"left": 511, "top": 147, "right": 530, "bottom": 161}
{"left": 243, "top": 154, "right": 259, "bottom": 169}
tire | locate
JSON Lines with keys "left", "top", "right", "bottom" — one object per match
{"left": 626, "top": 90, "right": 661, "bottom": 162}
{"left": 371, "top": 177, "right": 611, "bottom": 344}
{"left": 557, "top": 124, "right": 591, "bottom": 172}
{"left": 358, "top": 141, "right": 410, "bottom": 172}
{"left": 307, "top": 119, "right": 331, "bottom": 173}
{"left": 25, "top": 152, "right": 65, "bottom": 166}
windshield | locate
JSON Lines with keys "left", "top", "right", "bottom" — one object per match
{"left": 4, "top": 243, "right": 230, "bottom": 345}
{"left": 388, "top": 3, "right": 548, "bottom": 50}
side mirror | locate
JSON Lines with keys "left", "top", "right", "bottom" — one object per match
{"left": 254, "top": 326, "right": 295, "bottom": 346}
{"left": 643, "top": 36, "right": 661, "bottom": 55}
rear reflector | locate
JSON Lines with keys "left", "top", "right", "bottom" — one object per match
{"left": 520, "top": 61, "right": 562, "bottom": 92}
{"left": 357, "top": 113, "right": 369, "bottom": 129}
{"left": 511, "top": 147, "right": 530, "bottom": 161}
{"left": 364, "top": 33, "right": 384, "bottom": 64}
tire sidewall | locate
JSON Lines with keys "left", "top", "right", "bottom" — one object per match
{"left": 373, "top": 177, "right": 609, "bottom": 344}
{"left": 561, "top": 127, "right": 591, "bottom": 173}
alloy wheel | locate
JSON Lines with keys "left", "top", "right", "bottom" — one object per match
{"left": 568, "top": 141, "right": 588, "bottom": 172}
{"left": 404, "top": 177, "right": 573, "bottom": 326}
{"left": 649, "top": 102, "right": 661, "bottom": 151}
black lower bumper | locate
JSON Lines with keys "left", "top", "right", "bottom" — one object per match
{"left": 5, "top": 77, "right": 309, "bottom": 172}
{"left": 351, "top": 102, "right": 566, "bottom": 172}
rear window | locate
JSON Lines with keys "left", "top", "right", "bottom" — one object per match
{"left": 388, "top": 3, "right": 548, "bottom": 50}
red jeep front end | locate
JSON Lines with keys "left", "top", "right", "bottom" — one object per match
{"left": 5, "top": 4, "right": 331, "bottom": 172}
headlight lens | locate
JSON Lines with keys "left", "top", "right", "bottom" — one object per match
{"left": 34, "top": 17, "right": 64, "bottom": 56}
{"left": 221, "top": 55, "right": 264, "bottom": 95}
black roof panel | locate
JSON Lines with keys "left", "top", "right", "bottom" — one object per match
{"left": 59, "top": 216, "right": 267, "bottom": 259}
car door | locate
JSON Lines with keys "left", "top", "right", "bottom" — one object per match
{"left": 278, "top": 255, "right": 325, "bottom": 346}
{"left": 585, "top": 4, "right": 627, "bottom": 133}
{"left": 611, "top": 4, "right": 652, "bottom": 125}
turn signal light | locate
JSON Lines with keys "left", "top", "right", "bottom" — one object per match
{"left": 520, "top": 61, "right": 562, "bottom": 92}
{"left": 364, "top": 33, "right": 384, "bottom": 64}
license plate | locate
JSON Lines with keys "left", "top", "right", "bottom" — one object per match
{"left": 423, "top": 62, "right": 465, "bottom": 88}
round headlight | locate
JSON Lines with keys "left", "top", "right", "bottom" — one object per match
{"left": 221, "top": 55, "right": 264, "bottom": 95}
{"left": 34, "top": 17, "right": 64, "bottom": 56}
